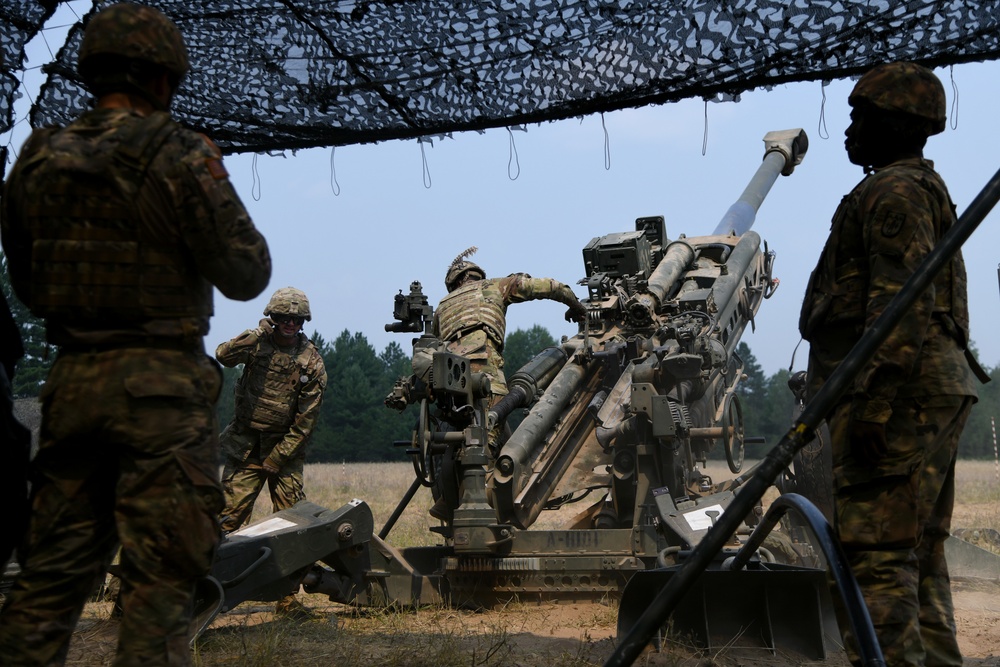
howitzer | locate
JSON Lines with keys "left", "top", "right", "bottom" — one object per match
{"left": 188, "top": 129, "right": 868, "bottom": 661}
{"left": 365, "top": 128, "right": 844, "bottom": 654}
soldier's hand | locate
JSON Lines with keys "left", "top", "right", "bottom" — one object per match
{"left": 849, "top": 418, "right": 888, "bottom": 463}
{"left": 258, "top": 318, "right": 274, "bottom": 335}
{"left": 564, "top": 303, "right": 587, "bottom": 323}
{"left": 262, "top": 457, "right": 280, "bottom": 475}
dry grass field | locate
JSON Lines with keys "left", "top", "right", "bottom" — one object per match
{"left": 26, "top": 460, "right": 1000, "bottom": 666}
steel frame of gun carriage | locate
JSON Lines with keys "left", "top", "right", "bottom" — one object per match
{"left": 193, "top": 129, "right": 890, "bottom": 662}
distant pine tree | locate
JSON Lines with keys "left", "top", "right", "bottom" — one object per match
{"left": 1, "top": 253, "right": 54, "bottom": 397}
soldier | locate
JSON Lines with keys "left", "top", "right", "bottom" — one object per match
{"left": 215, "top": 287, "right": 327, "bottom": 617}
{"left": 434, "top": 247, "right": 587, "bottom": 443}
{"left": 799, "top": 62, "right": 985, "bottom": 667}
{"left": 0, "top": 3, "right": 271, "bottom": 665}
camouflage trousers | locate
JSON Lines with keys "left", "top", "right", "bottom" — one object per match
{"left": 0, "top": 348, "right": 223, "bottom": 667}
{"left": 830, "top": 395, "right": 972, "bottom": 667}
{"left": 218, "top": 425, "right": 305, "bottom": 533}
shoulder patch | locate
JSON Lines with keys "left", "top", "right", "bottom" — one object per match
{"left": 194, "top": 132, "right": 229, "bottom": 180}
{"left": 205, "top": 157, "right": 229, "bottom": 180}
{"left": 877, "top": 210, "right": 906, "bottom": 238}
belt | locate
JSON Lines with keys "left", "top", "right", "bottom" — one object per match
{"left": 58, "top": 337, "right": 204, "bottom": 354}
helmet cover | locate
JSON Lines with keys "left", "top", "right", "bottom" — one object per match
{"left": 78, "top": 3, "right": 189, "bottom": 79}
{"left": 848, "top": 62, "right": 946, "bottom": 135}
{"left": 264, "top": 287, "right": 312, "bottom": 321}
{"left": 445, "top": 246, "right": 486, "bottom": 291}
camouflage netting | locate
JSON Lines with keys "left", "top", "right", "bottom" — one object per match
{"left": 3, "top": 0, "right": 1000, "bottom": 156}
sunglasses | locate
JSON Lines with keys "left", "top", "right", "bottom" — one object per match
{"left": 272, "top": 314, "right": 305, "bottom": 326}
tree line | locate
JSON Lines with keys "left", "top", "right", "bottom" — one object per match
{"left": 5, "top": 254, "right": 999, "bottom": 461}
{"left": 732, "top": 341, "right": 1000, "bottom": 460}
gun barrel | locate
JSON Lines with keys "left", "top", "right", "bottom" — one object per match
{"left": 642, "top": 239, "right": 696, "bottom": 309}
{"left": 495, "top": 343, "right": 586, "bottom": 480}
{"left": 694, "top": 230, "right": 763, "bottom": 350}
{"left": 489, "top": 346, "right": 568, "bottom": 428}
{"left": 712, "top": 129, "right": 808, "bottom": 236}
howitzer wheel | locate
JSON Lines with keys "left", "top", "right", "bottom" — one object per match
{"left": 722, "top": 391, "right": 745, "bottom": 473}
{"left": 411, "top": 399, "right": 435, "bottom": 486}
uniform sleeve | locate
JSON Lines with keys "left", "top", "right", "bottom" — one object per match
{"left": 500, "top": 274, "right": 583, "bottom": 310}
{"left": 215, "top": 327, "right": 264, "bottom": 367}
{"left": 850, "top": 180, "right": 938, "bottom": 422}
{"left": 268, "top": 348, "right": 327, "bottom": 465}
{"left": 172, "top": 132, "right": 271, "bottom": 301}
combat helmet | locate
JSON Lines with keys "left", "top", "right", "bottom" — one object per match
{"left": 848, "top": 62, "right": 946, "bottom": 135}
{"left": 264, "top": 287, "right": 312, "bottom": 321}
{"left": 445, "top": 246, "right": 486, "bottom": 292}
{"left": 78, "top": 3, "right": 189, "bottom": 85}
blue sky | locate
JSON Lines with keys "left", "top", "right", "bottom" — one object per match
{"left": 7, "top": 4, "right": 1000, "bottom": 376}
{"left": 214, "top": 62, "right": 1000, "bottom": 377}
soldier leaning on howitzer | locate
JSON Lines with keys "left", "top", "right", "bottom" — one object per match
{"left": 418, "top": 248, "right": 586, "bottom": 521}
{"left": 799, "top": 62, "right": 989, "bottom": 667}
{"left": 0, "top": 3, "right": 271, "bottom": 665}
{"left": 433, "top": 247, "right": 587, "bottom": 440}
{"left": 215, "top": 286, "right": 327, "bottom": 618}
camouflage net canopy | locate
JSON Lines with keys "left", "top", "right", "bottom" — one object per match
{"left": 3, "top": 0, "right": 1000, "bottom": 155}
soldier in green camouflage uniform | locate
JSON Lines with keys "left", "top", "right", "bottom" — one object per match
{"left": 215, "top": 287, "right": 326, "bottom": 616}
{"left": 0, "top": 4, "right": 271, "bottom": 665}
{"left": 799, "top": 62, "right": 983, "bottom": 667}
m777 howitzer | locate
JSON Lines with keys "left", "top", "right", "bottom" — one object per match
{"left": 189, "top": 129, "right": 851, "bottom": 661}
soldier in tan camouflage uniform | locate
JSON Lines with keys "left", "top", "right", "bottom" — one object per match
{"left": 434, "top": 247, "right": 586, "bottom": 432}
{"left": 799, "top": 62, "right": 984, "bottom": 667}
{"left": 216, "top": 287, "right": 326, "bottom": 616}
{"left": 427, "top": 249, "right": 585, "bottom": 521}
{"left": 0, "top": 4, "right": 271, "bottom": 665}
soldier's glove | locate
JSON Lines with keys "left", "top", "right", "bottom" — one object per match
{"left": 848, "top": 418, "right": 888, "bottom": 464}
{"left": 262, "top": 457, "right": 281, "bottom": 475}
{"left": 258, "top": 318, "right": 274, "bottom": 335}
{"left": 564, "top": 304, "right": 587, "bottom": 323}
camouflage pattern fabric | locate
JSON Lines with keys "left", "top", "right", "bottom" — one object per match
{"left": 2, "top": 107, "right": 271, "bottom": 349}
{"left": 799, "top": 156, "right": 978, "bottom": 667}
{"left": 216, "top": 328, "right": 326, "bottom": 465}
{"left": 848, "top": 62, "right": 947, "bottom": 134}
{"left": 799, "top": 157, "right": 977, "bottom": 413}
{"left": 433, "top": 273, "right": 583, "bottom": 397}
{"left": 829, "top": 396, "right": 970, "bottom": 666}
{"left": 218, "top": 427, "right": 305, "bottom": 533}
{"left": 216, "top": 328, "right": 326, "bottom": 532}
{"left": 0, "top": 97, "right": 270, "bottom": 664}
{"left": 78, "top": 3, "right": 189, "bottom": 78}
{"left": 0, "top": 349, "right": 224, "bottom": 666}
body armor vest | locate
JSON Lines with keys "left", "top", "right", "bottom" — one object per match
{"left": 20, "top": 111, "right": 212, "bottom": 323}
{"left": 436, "top": 280, "right": 507, "bottom": 349}
{"left": 234, "top": 337, "right": 316, "bottom": 431}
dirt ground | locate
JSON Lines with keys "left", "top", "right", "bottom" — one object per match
{"left": 5, "top": 411, "right": 996, "bottom": 666}
{"left": 51, "top": 573, "right": 999, "bottom": 667}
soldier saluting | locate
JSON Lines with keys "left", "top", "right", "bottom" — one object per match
{"left": 215, "top": 287, "right": 327, "bottom": 618}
